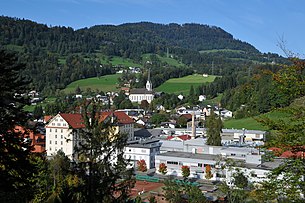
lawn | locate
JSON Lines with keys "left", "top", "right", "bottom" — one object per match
{"left": 62, "top": 73, "right": 121, "bottom": 93}
{"left": 156, "top": 74, "right": 217, "bottom": 95}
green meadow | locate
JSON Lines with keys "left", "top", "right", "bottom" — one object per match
{"left": 142, "top": 53, "right": 185, "bottom": 67}
{"left": 156, "top": 74, "right": 217, "bottom": 95}
{"left": 62, "top": 73, "right": 121, "bottom": 93}
{"left": 223, "top": 109, "right": 289, "bottom": 130}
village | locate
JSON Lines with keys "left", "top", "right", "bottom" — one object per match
{"left": 22, "top": 71, "right": 292, "bottom": 202}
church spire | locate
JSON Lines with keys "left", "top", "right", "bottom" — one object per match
{"left": 146, "top": 68, "right": 152, "bottom": 91}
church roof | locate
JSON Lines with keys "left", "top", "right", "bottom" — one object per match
{"left": 129, "top": 88, "right": 154, "bottom": 94}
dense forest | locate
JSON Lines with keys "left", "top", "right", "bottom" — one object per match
{"left": 0, "top": 16, "right": 289, "bottom": 96}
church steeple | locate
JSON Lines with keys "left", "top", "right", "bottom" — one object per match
{"left": 146, "top": 68, "right": 152, "bottom": 91}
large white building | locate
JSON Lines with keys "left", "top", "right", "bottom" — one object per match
{"left": 129, "top": 69, "right": 154, "bottom": 103}
{"left": 45, "top": 112, "right": 135, "bottom": 159}
{"left": 155, "top": 151, "right": 283, "bottom": 184}
{"left": 45, "top": 113, "right": 85, "bottom": 159}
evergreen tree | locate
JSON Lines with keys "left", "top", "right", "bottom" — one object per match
{"left": 0, "top": 49, "right": 37, "bottom": 202}
{"left": 33, "top": 105, "right": 43, "bottom": 119}
{"left": 74, "top": 103, "right": 135, "bottom": 202}
{"left": 205, "top": 110, "right": 222, "bottom": 146}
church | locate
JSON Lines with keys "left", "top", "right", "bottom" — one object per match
{"left": 128, "top": 69, "right": 154, "bottom": 104}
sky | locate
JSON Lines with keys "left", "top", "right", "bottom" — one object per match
{"left": 1, "top": 0, "right": 305, "bottom": 57}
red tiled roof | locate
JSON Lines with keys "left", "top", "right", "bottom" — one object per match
{"left": 178, "top": 134, "right": 192, "bottom": 141}
{"left": 60, "top": 113, "right": 85, "bottom": 129}
{"left": 14, "top": 126, "right": 46, "bottom": 153}
{"left": 100, "top": 111, "right": 134, "bottom": 124}
{"left": 44, "top": 115, "right": 53, "bottom": 123}
{"left": 181, "top": 114, "right": 192, "bottom": 120}
{"left": 280, "top": 151, "right": 295, "bottom": 158}
{"left": 166, "top": 136, "right": 174, "bottom": 140}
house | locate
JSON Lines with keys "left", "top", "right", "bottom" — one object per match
{"left": 177, "top": 94, "right": 184, "bottom": 100}
{"left": 124, "top": 139, "right": 161, "bottom": 169}
{"left": 160, "top": 122, "right": 176, "bottom": 129}
{"left": 198, "top": 95, "right": 206, "bottom": 102}
{"left": 99, "top": 111, "right": 135, "bottom": 141}
{"left": 129, "top": 69, "right": 154, "bottom": 104}
{"left": 15, "top": 126, "right": 46, "bottom": 153}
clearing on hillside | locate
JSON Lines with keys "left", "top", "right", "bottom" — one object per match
{"left": 156, "top": 74, "right": 217, "bottom": 95}
{"left": 62, "top": 73, "right": 121, "bottom": 94}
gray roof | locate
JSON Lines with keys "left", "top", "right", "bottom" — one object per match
{"left": 222, "top": 129, "right": 266, "bottom": 134}
{"left": 158, "top": 151, "right": 219, "bottom": 161}
{"left": 129, "top": 88, "right": 154, "bottom": 94}
{"left": 134, "top": 128, "right": 162, "bottom": 138}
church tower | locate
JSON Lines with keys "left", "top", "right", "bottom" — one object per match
{"left": 146, "top": 68, "right": 152, "bottom": 91}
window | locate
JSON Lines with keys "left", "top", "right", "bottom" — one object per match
{"left": 49, "top": 140, "right": 52, "bottom": 144}
{"left": 60, "top": 119, "right": 63, "bottom": 122}
{"left": 55, "top": 135, "right": 57, "bottom": 138}
{"left": 55, "top": 129, "right": 57, "bottom": 133}
{"left": 49, "top": 147, "right": 52, "bottom": 151}
{"left": 61, "top": 129, "right": 63, "bottom": 133}
{"left": 231, "top": 153, "right": 236, "bottom": 156}
{"left": 63, "top": 123, "right": 66, "bottom": 126}
{"left": 61, "top": 135, "right": 63, "bottom": 139}
{"left": 49, "top": 129, "right": 52, "bottom": 132}
{"left": 198, "top": 163, "right": 203, "bottom": 167}
{"left": 52, "top": 123, "right": 55, "bottom": 126}
{"left": 141, "top": 149, "right": 146, "bottom": 153}
{"left": 61, "top": 141, "right": 63, "bottom": 145}
{"left": 57, "top": 123, "right": 61, "bottom": 126}
{"left": 167, "top": 161, "right": 178, "bottom": 165}
{"left": 55, "top": 141, "right": 57, "bottom": 145}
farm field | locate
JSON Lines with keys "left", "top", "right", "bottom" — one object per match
{"left": 156, "top": 74, "right": 217, "bottom": 95}
{"left": 62, "top": 73, "right": 121, "bottom": 93}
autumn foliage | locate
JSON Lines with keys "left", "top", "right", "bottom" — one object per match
{"left": 137, "top": 159, "right": 147, "bottom": 172}
{"left": 181, "top": 165, "right": 190, "bottom": 179}
{"left": 205, "top": 164, "right": 212, "bottom": 179}
{"left": 158, "top": 163, "right": 167, "bottom": 175}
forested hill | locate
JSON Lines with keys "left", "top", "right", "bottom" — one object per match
{"left": 87, "top": 22, "right": 259, "bottom": 53}
{"left": 0, "top": 16, "right": 288, "bottom": 94}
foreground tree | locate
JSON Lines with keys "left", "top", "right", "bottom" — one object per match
{"left": 0, "top": 49, "right": 37, "bottom": 202}
{"left": 163, "top": 180, "right": 207, "bottom": 203}
{"left": 205, "top": 110, "right": 222, "bottom": 146}
{"left": 254, "top": 58, "right": 305, "bottom": 202}
{"left": 181, "top": 165, "right": 190, "bottom": 180}
{"left": 74, "top": 103, "right": 135, "bottom": 202}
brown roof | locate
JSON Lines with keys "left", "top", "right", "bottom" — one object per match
{"left": 100, "top": 111, "right": 134, "bottom": 124}
{"left": 180, "top": 113, "right": 192, "bottom": 120}
{"left": 60, "top": 113, "right": 85, "bottom": 129}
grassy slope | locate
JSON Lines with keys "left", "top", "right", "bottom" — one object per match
{"left": 62, "top": 73, "right": 121, "bottom": 93}
{"left": 96, "top": 53, "right": 141, "bottom": 67}
{"left": 142, "top": 54, "right": 185, "bottom": 67}
{"left": 156, "top": 74, "right": 217, "bottom": 95}
{"left": 223, "top": 110, "right": 289, "bottom": 130}
{"left": 23, "top": 97, "right": 57, "bottom": 112}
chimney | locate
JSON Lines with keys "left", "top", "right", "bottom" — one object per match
{"left": 191, "top": 112, "right": 196, "bottom": 139}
